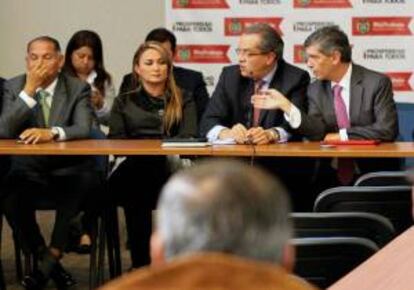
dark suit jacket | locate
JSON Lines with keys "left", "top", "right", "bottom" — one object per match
{"left": 109, "top": 88, "right": 197, "bottom": 139}
{"left": 119, "top": 66, "right": 209, "bottom": 122}
{"left": 298, "top": 64, "right": 398, "bottom": 141}
{"left": 0, "top": 77, "right": 4, "bottom": 112}
{"left": 0, "top": 73, "right": 92, "bottom": 139}
{"left": 0, "top": 73, "right": 94, "bottom": 174}
{"left": 0, "top": 77, "right": 10, "bottom": 178}
{"left": 298, "top": 64, "right": 400, "bottom": 174}
{"left": 199, "top": 60, "right": 310, "bottom": 138}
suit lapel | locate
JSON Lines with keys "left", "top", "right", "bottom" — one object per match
{"left": 49, "top": 74, "right": 67, "bottom": 126}
{"left": 349, "top": 64, "right": 363, "bottom": 126}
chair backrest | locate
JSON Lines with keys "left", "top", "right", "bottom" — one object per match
{"left": 293, "top": 237, "right": 378, "bottom": 289}
{"left": 354, "top": 171, "right": 411, "bottom": 186}
{"left": 291, "top": 212, "right": 395, "bottom": 248}
{"left": 314, "top": 186, "right": 412, "bottom": 234}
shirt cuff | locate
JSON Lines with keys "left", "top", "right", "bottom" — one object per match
{"left": 339, "top": 128, "right": 348, "bottom": 141}
{"left": 19, "top": 90, "right": 37, "bottom": 108}
{"left": 284, "top": 105, "right": 301, "bottom": 129}
{"left": 52, "top": 126, "right": 67, "bottom": 141}
{"left": 206, "top": 125, "right": 228, "bottom": 142}
{"left": 274, "top": 127, "right": 290, "bottom": 143}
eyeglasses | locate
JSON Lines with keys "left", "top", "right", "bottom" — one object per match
{"left": 235, "top": 48, "right": 268, "bottom": 58}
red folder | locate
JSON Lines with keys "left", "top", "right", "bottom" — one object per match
{"left": 321, "top": 140, "right": 380, "bottom": 146}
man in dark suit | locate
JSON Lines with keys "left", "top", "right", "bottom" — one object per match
{"left": 252, "top": 26, "right": 399, "bottom": 187}
{"left": 0, "top": 77, "right": 10, "bottom": 179}
{"left": 1, "top": 36, "right": 97, "bottom": 289}
{"left": 119, "top": 27, "right": 209, "bottom": 123}
{"left": 199, "top": 23, "right": 312, "bottom": 210}
{"left": 200, "top": 23, "right": 309, "bottom": 144}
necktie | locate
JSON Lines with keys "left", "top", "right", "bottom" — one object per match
{"left": 333, "top": 84, "right": 354, "bottom": 185}
{"left": 38, "top": 90, "right": 51, "bottom": 127}
{"left": 252, "top": 79, "right": 265, "bottom": 127}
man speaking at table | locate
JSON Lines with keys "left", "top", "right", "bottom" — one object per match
{"left": 0, "top": 36, "right": 98, "bottom": 289}
{"left": 252, "top": 26, "right": 400, "bottom": 187}
{"left": 199, "top": 23, "right": 312, "bottom": 208}
{"left": 200, "top": 23, "right": 309, "bottom": 144}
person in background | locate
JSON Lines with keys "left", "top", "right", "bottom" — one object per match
{"left": 100, "top": 159, "right": 318, "bottom": 290}
{"left": 64, "top": 30, "right": 115, "bottom": 129}
{"left": 109, "top": 41, "right": 197, "bottom": 269}
{"left": 0, "top": 36, "right": 97, "bottom": 289}
{"left": 119, "top": 27, "right": 209, "bottom": 124}
{"left": 0, "top": 77, "right": 10, "bottom": 179}
{"left": 63, "top": 30, "right": 115, "bottom": 254}
{"left": 252, "top": 25, "right": 400, "bottom": 188}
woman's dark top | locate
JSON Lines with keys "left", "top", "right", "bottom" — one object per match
{"left": 109, "top": 87, "right": 197, "bottom": 139}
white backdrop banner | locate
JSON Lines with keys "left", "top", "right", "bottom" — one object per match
{"left": 166, "top": 0, "right": 414, "bottom": 103}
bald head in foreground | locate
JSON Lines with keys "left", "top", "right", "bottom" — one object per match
{"left": 100, "top": 160, "right": 318, "bottom": 290}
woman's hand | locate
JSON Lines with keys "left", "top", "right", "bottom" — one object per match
{"left": 91, "top": 87, "right": 105, "bottom": 110}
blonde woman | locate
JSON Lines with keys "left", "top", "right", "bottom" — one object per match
{"left": 108, "top": 41, "right": 197, "bottom": 268}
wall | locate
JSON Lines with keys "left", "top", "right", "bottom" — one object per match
{"left": 0, "top": 0, "right": 164, "bottom": 89}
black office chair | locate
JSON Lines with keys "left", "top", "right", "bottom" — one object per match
{"left": 314, "top": 185, "right": 412, "bottom": 234}
{"left": 0, "top": 214, "right": 6, "bottom": 290}
{"left": 291, "top": 212, "right": 395, "bottom": 248}
{"left": 354, "top": 171, "right": 411, "bottom": 186}
{"left": 0, "top": 158, "right": 10, "bottom": 290}
{"left": 293, "top": 237, "right": 378, "bottom": 289}
{"left": 12, "top": 129, "right": 116, "bottom": 289}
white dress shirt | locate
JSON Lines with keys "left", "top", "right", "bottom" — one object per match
{"left": 287, "top": 64, "right": 353, "bottom": 141}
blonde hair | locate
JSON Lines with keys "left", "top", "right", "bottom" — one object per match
{"left": 132, "top": 41, "right": 182, "bottom": 135}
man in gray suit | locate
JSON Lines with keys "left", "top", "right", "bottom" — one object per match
{"left": 1, "top": 36, "right": 96, "bottom": 289}
{"left": 252, "top": 26, "right": 399, "bottom": 186}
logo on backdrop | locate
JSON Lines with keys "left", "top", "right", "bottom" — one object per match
{"left": 224, "top": 17, "right": 283, "bottom": 36}
{"left": 294, "top": 45, "right": 306, "bottom": 63}
{"left": 293, "top": 0, "right": 352, "bottom": 8}
{"left": 353, "top": 17, "right": 412, "bottom": 36}
{"left": 174, "top": 45, "right": 231, "bottom": 63}
{"left": 172, "top": 0, "right": 229, "bottom": 9}
{"left": 385, "top": 72, "right": 413, "bottom": 91}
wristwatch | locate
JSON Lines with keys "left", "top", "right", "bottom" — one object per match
{"left": 265, "top": 129, "right": 280, "bottom": 143}
{"left": 51, "top": 127, "right": 60, "bottom": 140}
